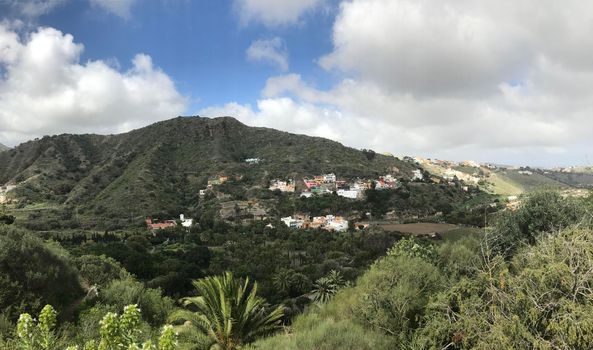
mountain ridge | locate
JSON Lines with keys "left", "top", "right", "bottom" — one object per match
{"left": 0, "top": 116, "right": 417, "bottom": 221}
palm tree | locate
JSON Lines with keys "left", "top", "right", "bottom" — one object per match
{"left": 309, "top": 270, "right": 345, "bottom": 304}
{"left": 168, "top": 272, "right": 284, "bottom": 350}
{"left": 309, "top": 276, "right": 337, "bottom": 304}
{"left": 272, "top": 269, "right": 295, "bottom": 296}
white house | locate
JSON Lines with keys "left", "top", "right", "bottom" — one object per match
{"left": 412, "top": 169, "right": 424, "bottom": 181}
{"left": 245, "top": 158, "right": 261, "bottom": 164}
{"left": 327, "top": 217, "right": 349, "bottom": 232}
{"left": 337, "top": 189, "right": 359, "bottom": 199}
{"left": 300, "top": 191, "right": 313, "bottom": 198}
{"left": 323, "top": 173, "right": 336, "bottom": 183}
{"left": 180, "top": 214, "right": 194, "bottom": 228}
{"left": 281, "top": 216, "right": 304, "bottom": 229}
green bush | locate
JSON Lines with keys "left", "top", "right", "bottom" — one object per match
{"left": 487, "top": 190, "right": 586, "bottom": 257}
{"left": 75, "top": 255, "right": 131, "bottom": 288}
{"left": 100, "top": 279, "right": 174, "bottom": 326}
{"left": 0, "top": 226, "right": 83, "bottom": 319}
{"left": 252, "top": 315, "right": 395, "bottom": 350}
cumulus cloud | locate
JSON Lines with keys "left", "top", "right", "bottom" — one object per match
{"left": 246, "top": 37, "right": 289, "bottom": 71}
{"left": 2, "top": 0, "right": 67, "bottom": 18}
{"left": 0, "top": 24, "right": 186, "bottom": 146}
{"left": 209, "top": 0, "right": 593, "bottom": 166}
{"left": 89, "top": 0, "right": 135, "bottom": 19}
{"left": 235, "top": 0, "right": 324, "bottom": 26}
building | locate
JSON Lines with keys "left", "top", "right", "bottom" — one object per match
{"left": 323, "top": 173, "right": 336, "bottom": 183}
{"left": 375, "top": 175, "right": 399, "bottom": 190}
{"left": 146, "top": 218, "right": 176, "bottom": 230}
{"left": 300, "top": 191, "right": 313, "bottom": 198}
{"left": 326, "top": 217, "right": 349, "bottom": 232}
{"left": 337, "top": 189, "right": 359, "bottom": 199}
{"left": 179, "top": 214, "right": 194, "bottom": 228}
{"left": 282, "top": 214, "right": 348, "bottom": 232}
{"left": 412, "top": 169, "right": 424, "bottom": 181}
{"left": 461, "top": 160, "right": 481, "bottom": 168}
{"left": 281, "top": 216, "right": 305, "bottom": 229}
{"left": 303, "top": 179, "right": 318, "bottom": 189}
{"left": 245, "top": 158, "right": 261, "bottom": 164}
{"left": 269, "top": 179, "right": 296, "bottom": 192}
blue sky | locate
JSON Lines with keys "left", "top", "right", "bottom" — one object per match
{"left": 2, "top": 0, "right": 593, "bottom": 167}
{"left": 30, "top": 1, "right": 336, "bottom": 110}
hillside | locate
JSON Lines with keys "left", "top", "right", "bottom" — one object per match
{"left": 253, "top": 192, "right": 593, "bottom": 349}
{"left": 417, "top": 159, "right": 571, "bottom": 196}
{"left": 0, "top": 116, "right": 418, "bottom": 224}
{"left": 0, "top": 143, "right": 8, "bottom": 152}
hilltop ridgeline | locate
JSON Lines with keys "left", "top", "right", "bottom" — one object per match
{"left": 0, "top": 116, "right": 416, "bottom": 217}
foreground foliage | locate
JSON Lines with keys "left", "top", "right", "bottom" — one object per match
{"left": 253, "top": 191, "right": 593, "bottom": 349}
{"left": 11, "top": 304, "right": 177, "bottom": 350}
{"left": 169, "top": 272, "right": 284, "bottom": 350}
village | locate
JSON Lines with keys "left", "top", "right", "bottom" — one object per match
{"left": 151, "top": 171, "right": 415, "bottom": 233}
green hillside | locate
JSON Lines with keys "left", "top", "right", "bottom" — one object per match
{"left": 253, "top": 191, "right": 593, "bottom": 349}
{"left": 0, "top": 116, "right": 417, "bottom": 224}
{"left": 490, "top": 168, "right": 568, "bottom": 193}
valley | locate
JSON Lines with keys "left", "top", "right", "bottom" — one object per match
{"left": 1, "top": 117, "right": 593, "bottom": 349}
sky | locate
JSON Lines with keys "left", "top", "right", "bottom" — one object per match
{"left": 1, "top": 0, "right": 593, "bottom": 167}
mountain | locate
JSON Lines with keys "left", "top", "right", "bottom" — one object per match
{"left": 415, "top": 158, "right": 574, "bottom": 196}
{"left": 0, "top": 116, "right": 417, "bottom": 222}
{"left": 0, "top": 143, "right": 8, "bottom": 152}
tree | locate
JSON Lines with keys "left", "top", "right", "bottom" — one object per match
{"left": 272, "top": 269, "right": 311, "bottom": 298}
{"left": 309, "top": 270, "right": 345, "bottom": 304}
{"left": 362, "top": 149, "right": 376, "bottom": 161}
{"left": 168, "top": 272, "right": 284, "bottom": 350}
{"left": 75, "top": 255, "right": 131, "bottom": 288}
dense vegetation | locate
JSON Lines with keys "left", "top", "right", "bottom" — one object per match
{"left": 1, "top": 190, "right": 592, "bottom": 349}
{"left": 253, "top": 190, "right": 593, "bottom": 349}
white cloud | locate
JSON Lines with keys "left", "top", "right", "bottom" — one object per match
{"left": 3, "top": 0, "right": 67, "bottom": 18}
{"left": 246, "top": 37, "right": 288, "bottom": 71}
{"left": 0, "top": 25, "right": 186, "bottom": 146}
{"left": 235, "top": 0, "right": 324, "bottom": 27}
{"left": 89, "top": 0, "right": 135, "bottom": 19}
{"left": 210, "top": 0, "right": 593, "bottom": 166}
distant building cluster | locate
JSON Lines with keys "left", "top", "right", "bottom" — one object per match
{"left": 146, "top": 214, "right": 193, "bottom": 231}
{"left": 281, "top": 214, "right": 349, "bottom": 232}
{"left": 300, "top": 173, "right": 401, "bottom": 199}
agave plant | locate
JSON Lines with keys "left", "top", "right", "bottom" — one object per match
{"left": 168, "top": 272, "right": 284, "bottom": 350}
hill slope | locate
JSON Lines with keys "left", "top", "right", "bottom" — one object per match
{"left": 0, "top": 116, "right": 416, "bottom": 220}
{"left": 0, "top": 143, "right": 8, "bottom": 152}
